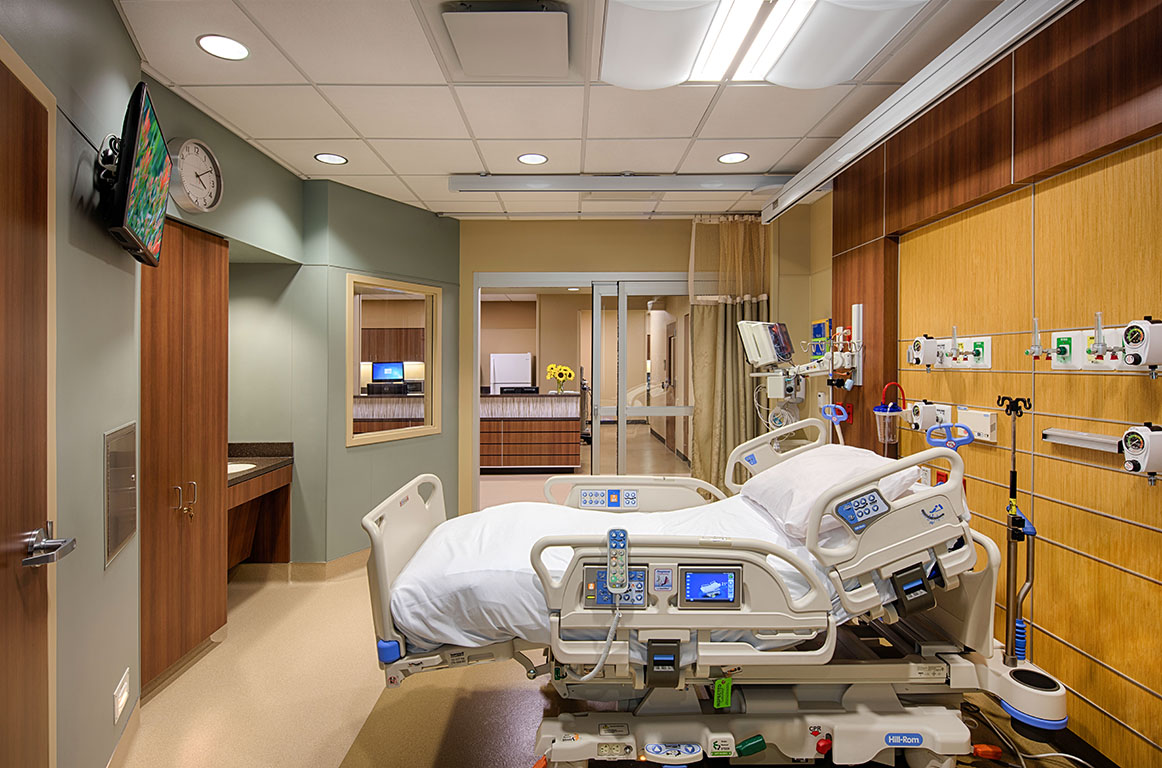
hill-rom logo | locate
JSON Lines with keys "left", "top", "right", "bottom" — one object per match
{"left": 885, "top": 733, "right": 924, "bottom": 747}
{"left": 921, "top": 502, "right": 946, "bottom": 523}
{"left": 744, "top": 453, "right": 758, "bottom": 466}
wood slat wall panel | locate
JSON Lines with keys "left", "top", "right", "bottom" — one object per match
{"left": 1014, "top": 0, "right": 1162, "bottom": 182}
{"left": 1032, "top": 455, "right": 1158, "bottom": 530}
{"left": 1033, "top": 135, "right": 1162, "bottom": 329}
{"left": 832, "top": 145, "right": 884, "bottom": 255}
{"left": 1059, "top": 689, "right": 1162, "bottom": 768}
{"left": 1033, "top": 372, "right": 1162, "bottom": 424}
{"left": 832, "top": 239, "right": 897, "bottom": 450}
{"left": 898, "top": 189, "right": 1032, "bottom": 338}
{"left": 886, "top": 56, "right": 1018, "bottom": 234}
{"left": 1036, "top": 497, "right": 1162, "bottom": 583}
{"left": 361, "top": 327, "right": 424, "bottom": 362}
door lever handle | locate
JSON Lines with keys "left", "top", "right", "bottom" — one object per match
{"left": 23, "top": 523, "right": 77, "bottom": 567}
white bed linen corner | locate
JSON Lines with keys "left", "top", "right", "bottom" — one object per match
{"left": 389, "top": 495, "right": 893, "bottom": 658}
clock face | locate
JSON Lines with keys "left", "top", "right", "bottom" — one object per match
{"left": 170, "top": 139, "right": 222, "bottom": 212}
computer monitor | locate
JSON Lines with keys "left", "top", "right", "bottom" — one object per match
{"left": 371, "top": 362, "right": 404, "bottom": 382}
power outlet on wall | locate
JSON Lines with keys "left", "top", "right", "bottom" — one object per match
{"left": 114, "top": 668, "right": 130, "bottom": 725}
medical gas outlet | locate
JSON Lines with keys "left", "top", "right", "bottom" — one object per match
{"left": 906, "top": 332, "right": 991, "bottom": 369}
{"left": 1122, "top": 424, "right": 1162, "bottom": 484}
{"left": 908, "top": 400, "right": 950, "bottom": 431}
{"left": 1123, "top": 318, "right": 1162, "bottom": 377}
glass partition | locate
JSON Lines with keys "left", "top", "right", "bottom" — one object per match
{"left": 346, "top": 273, "right": 441, "bottom": 446}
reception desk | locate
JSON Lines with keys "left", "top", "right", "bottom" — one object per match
{"left": 481, "top": 393, "right": 581, "bottom": 471}
{"left": 352, "top": 393, "right": 425, "bottom": 433}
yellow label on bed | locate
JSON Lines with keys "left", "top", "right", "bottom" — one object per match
{"left": 713, "top": 677, "right": 733, "bottom": 709}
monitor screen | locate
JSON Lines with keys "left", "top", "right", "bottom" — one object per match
{"left": 109, "top": 82, "right": 171, "bottom": 267}
{"left": 683, "top": 570, "right": 736, "bottom": 603}
{"left": 372, "top": 362, "right": 404, "bottom": 382}
{"left": 767, "top": 322, "right": 793, "bottom": 362}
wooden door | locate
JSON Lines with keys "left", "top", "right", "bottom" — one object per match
{"left": 179, "top": 225, "right": 228, "bottom": 648}
{"left": 0, "top": 54, "right": 51, "bottom": 768}
{"left": 140, "top": 219, "right": 188, "bottom": 683}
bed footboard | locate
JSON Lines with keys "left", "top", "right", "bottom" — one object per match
{"left": 723, "top": 418, "right": 828, "bottom": 493}
{"left": 361, "top": 473, "right": 445, "bottom": 666}
{"left": 544, "top": 474, "right": 725, "bottom": 511}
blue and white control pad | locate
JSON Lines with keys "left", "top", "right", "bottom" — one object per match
{"left": 835, "top": 489, "right": 890, "bottom": 533}
{"left": 579, "top": 488, "right": 639, "bottom": 509}
{"left": 583, "top": 566, "right": 646, "bottom": 608}
{"left": 643, "top": 743, "right": 703, "bottom": 764}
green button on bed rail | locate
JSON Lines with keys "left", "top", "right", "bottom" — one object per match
{"left": 736, "top": 735, "right": 766, "bottom": 757}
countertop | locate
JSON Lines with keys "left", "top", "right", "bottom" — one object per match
{"left": 480, "top": 392, "right": 579, "bottom": 397}
{"left": 227, "top": 442, "right": 293, "bottom": 487}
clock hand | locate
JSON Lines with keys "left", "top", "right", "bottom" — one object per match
{"left": 194, "top": 170, "right": 211, "bottom": 190}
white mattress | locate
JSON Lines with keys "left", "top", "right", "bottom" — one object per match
{"left": 390, "top": 495, "right": 893, "bottom": 655}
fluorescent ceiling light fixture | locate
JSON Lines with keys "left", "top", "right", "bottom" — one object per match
{"left": 602, "top": 0, "right": 721, "bottom": 90}
{"left": 517, "top": 153, "right": 548, "bottom": 166}
{"left": 568, "top": 287, "right": 580, "bottom": 291}
{"left": 196, "top": 34, "right": 250, "bottom": 61}
{"left": 450, "top": 174, "right": 790, "bottom": 193}
{"left": 735, "top": 0, "right": 926, "bottom": 88}
{"left": 717, "top": 151, "right": 750, "bottom": 164}
{"left": 313, "top": 153, "right": 348, "bottom": 165}
{"left": 689, "top": 0, "right": 765, "bottom": 81}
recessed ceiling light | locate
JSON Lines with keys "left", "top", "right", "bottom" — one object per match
{"left": 518, "top": 153, "right": 549, "bottom": 166}
{"left": 314, "top": 153, "right": 348, "bottom": 165}
{"left": 196, "top": 34, "right": 250, "bottom": 61}
{"left": 567, "top": 287, "right": 580, "bottom": 291}
{"left": 717, "top": 152, "right": 750, "bottom": 164}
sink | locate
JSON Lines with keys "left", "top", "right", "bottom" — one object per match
{"left": 227, "top": 462, "right": 257, "bottom": 473}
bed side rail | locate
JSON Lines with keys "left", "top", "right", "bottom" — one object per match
{"left": 926, "top": 530, "right": 1000, "bottom": 656}
{"left": 806, "top": 447, "right": 977, "bottom": 617}
{"left": 723, "top": 418, "right": 828, "bottom": 493}
{"left": 544, "top": 474, "right": 726, "bottom": 511}
{"left": 531, "top": 534, "right": 836, "bottom": 671}
{"left": 361, "top": 473, "right": 445, "bottom": 661}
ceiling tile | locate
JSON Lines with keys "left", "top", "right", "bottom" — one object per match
{"left": 730, "top": 198, "right": 766, "bottom": 212}
{"left": 773, "top": 138, "right": 836, "bottom": 173}
{"left": 661, "top": 191, "right": 744, "bottom": 202}
{"left": 504, "top": 198, "right": 581, "bottom": 214}
{"left": 506, "top": 214, "right": 581, "bottom": 220}
{"left": 237, "top": 0, "right": 446, "bottom": 84}
{"left": 499, "top": 192, "right": 581, "bottom": 205}
{"left": 700, "top": 84, "right": 853, "bottom": 139}
{"left": 367, "top": 140, "right": 483, "bottom": 175}
{"left": 184, "top": 86, "right": 354, "bottom": 139}
{"left": 322, "top": 86, "right": 468, "bottom": 138}
{"left": 477, "top": 140, "right": 581, "bottom": 174}
{"left": 120, "top": 1, "right": 304, "bottom": 85}
{"left": 426, "top": 200, "right": 505, "bottom": 214}
{"left": 456, "top": 86, "right": 584, "bottom": 139}
{"left": 587, "top": 85, "right": 716, "bottom": 139}
{"left": 258, "top": 139, "right": 388, "bottom": 175}
{"left": 583, "top": 139, "right": 688, "bottom": 174}
{"left": 332, "top": 176, "right": 420, "bottom": 204}
{"left": 401, "top": 175, "right": 500, "bottom": 202}
{"left": 654, "top": 200, "right": 737, "bottom": 214}
{"left": 809, "top": 85, "right": 900, "bottom": 138}
{"left": 871, "top": 0, "right": 1002, "bottom": 82}
{"left": 580, "top": 200, "right": 658, "bottom": 214}
{"left": 679, "top": 139, "right": 798, "bottom": 173}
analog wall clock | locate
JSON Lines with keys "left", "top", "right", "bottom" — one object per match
{"left": 167, "top": 137, "right": 223, "bottom": 213}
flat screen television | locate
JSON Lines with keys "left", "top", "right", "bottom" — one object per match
{"left": 107, "top": 82, "right": 172, "bottom": 267}
{"left": 372, "top": 362, "right": 404, "bottom": 382}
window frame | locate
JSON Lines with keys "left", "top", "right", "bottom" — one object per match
{"left": 345, "top": 272, "right": 442, "bottom": 447}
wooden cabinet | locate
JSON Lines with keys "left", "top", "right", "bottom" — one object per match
{"left": 480, "top": 419, "right": 581, "bottom": 468}
{"left": 140, "top": 220, "right": 228, "bottom": 685}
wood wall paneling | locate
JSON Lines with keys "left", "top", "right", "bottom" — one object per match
{"left": 0, "top": 57, "right": 50, "bottom": 768}
{"left": 1014, "top": 0, "right": 1162, "bottom": 182}
{"left": 362, "top": 328, "right": 424, "bottom": 362}
{"left": 831, "top": 238, "right": 898, "bottom": 450}
{"left": 1032, "top": 134, "right": 1162, "bottom": 329}
{"left": 1033, "top": 371, "right": 1162, "bottom": 424}
{"left": 831, "top": 144, "right": 885, "bottom": 255}
{"left": 886, "top": 56, "right": 1017, "bottom": 234}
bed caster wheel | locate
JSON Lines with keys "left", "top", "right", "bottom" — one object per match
{"left": 904, "top": 749, "right": 955, "bottom": 768}
{"left": 526, "top": 669, "right": 538, "bottom": 680}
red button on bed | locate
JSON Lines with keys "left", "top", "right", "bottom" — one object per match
{"left": 816, "top": 738, "right": 832, "bottom": 755}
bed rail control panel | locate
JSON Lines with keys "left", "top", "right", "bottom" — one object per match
{"left": 580, "top": 488, "right": 639, "bottom": 509}
{"left": 643, "top": 743, "right": 703, "bottom": 764}
{"left": 583, "top": 565, "right": 646, "bottom": 608}
{"left": 889, "top": 564, "right": 936, "bottom": 617}
{"left": 835, "top": 489, "right": 890, "bottom": 533}
{"left": 677, "top": 566, "right": 742, "bottom": 609}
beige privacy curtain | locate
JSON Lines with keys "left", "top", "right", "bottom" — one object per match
{"left": 689, "top": 216, "right": 771, "bottom": 491}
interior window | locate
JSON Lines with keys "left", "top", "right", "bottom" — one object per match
{"left": 347, "top": 273, "right": 441, "bottom": 446}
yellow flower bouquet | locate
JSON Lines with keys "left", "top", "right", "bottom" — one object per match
{"left": 545, "top": 363, "right": 575, "bottom": 394}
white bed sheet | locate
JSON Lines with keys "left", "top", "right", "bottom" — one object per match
{"left": 390, "top": 495, "right": 893, "bottom": 655}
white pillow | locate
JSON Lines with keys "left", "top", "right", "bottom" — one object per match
{"left": 740, "top": 444, "right": 921, "bottom": 539}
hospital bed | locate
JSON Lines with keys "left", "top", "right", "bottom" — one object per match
{"left": 362, "top": 419, "right": 1067, "bottom": 767}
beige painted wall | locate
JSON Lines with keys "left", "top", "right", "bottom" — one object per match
{"left": 460, "top": 220, "right": 692, "bottom": 513}
{"left": 578, "top": 308, "right": 648, "bottom": 408}
{"left": 480, "top": 301, "right": 537, "bottom": 386}
{"left": 361, "top": 298, "right": 425, "bottom": 328}
{"left": 536, "top": 293, "right": 591, "bottom": 389}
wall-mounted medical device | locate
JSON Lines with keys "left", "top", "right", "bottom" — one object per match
{"left": 908, "top": 400, "right": 949, "bottom": 431}
{"left": 1123, "top": 317, "right": 1162, "bottom": 377}
{"left": 906, "top": 326, "right": 991, "bottom": 370}
{"left": 738, "top": 321, "right": 794, "bottom": 368}
{"left": 907, "top": 335, "right": 938, "bottom": 370}
{"left": 1122, "top": 424, "right": 1161, "bottom": 484}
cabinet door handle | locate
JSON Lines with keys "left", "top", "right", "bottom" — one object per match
{"left": 172, "top": 485, "right": 184, "bottom": 510}
{"left": 187, "top": 480, "right": 198, "bottom": 506}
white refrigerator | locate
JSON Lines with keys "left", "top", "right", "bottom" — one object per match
{"left": 489, "top": 352, "right": 532, "bottom": 394}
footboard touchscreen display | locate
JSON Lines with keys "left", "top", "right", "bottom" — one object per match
{"left": 678, "top": 567, "right": 742, "bottom": 609}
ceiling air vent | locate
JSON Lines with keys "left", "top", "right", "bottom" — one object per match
{"left": 442, "top": 2, "right": 569, "bottom": 78}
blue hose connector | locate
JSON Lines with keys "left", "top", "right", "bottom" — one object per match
{"left": 1014, "top": 619, "right": 1028, "bottom": 661}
